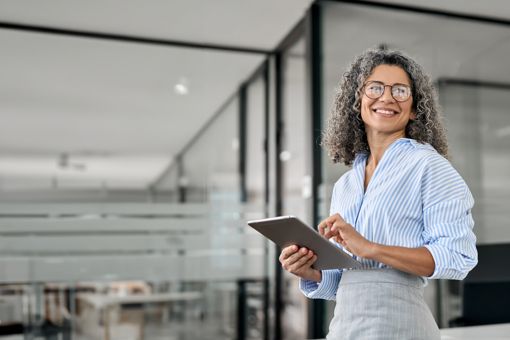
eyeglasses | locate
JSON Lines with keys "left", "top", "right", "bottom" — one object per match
{"left": 362, "top": 81, "right": 412, "bottom": 102}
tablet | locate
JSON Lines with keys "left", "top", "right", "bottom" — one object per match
{"left": 247, "top": 216, "right": 361, "bottom": 270}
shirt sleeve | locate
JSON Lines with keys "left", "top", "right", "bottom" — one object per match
{"left": 421, "top": 154, "right": 478, "bottom": 280}
{"left": 299, "top": 269, "right": 342, "bottom": 300}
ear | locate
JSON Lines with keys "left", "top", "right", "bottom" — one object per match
{"left": 410, "top": 111, "right": 417, "bottom": 120}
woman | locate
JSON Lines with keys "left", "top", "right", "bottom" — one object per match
{"left": 279, "top": 49, "right": 477, "bottom": 339}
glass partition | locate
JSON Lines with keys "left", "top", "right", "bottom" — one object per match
{"left": 245, "top": 70, "right": 270, "bottom": 339}
{"left": 0, "top": 23, "right": 270, "bottom": 339}
{"left": 181, "top": 96, "right": 240, "bottom": 203}
{"left": 279, "top": 35, "right": 311, "bottom": 340}
{"left": 439, "top": 82, "right": 510, "bottom": 244}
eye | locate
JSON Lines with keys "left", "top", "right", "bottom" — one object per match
{"left": 366, "top": 83, "right": 383, "bottom": 95}
{"left": 392, "top": 85, "right": 410, "bottom": 98}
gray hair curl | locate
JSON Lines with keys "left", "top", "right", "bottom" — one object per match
{"left": 322, "top": 48, "right": 448, "bottom": 166}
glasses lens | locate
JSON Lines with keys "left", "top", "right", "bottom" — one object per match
{"left": 365, "top": 82, "right": 384, "bottom": 99}
{"left": 392, "top": 85, "right": 411, "bottom": 102}
{"left": 364, "top": 82, "right": 411, "bottom": 102}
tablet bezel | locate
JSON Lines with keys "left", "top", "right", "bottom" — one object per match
{"left": 247, "top": 215, "right": 361, "bottom": 270}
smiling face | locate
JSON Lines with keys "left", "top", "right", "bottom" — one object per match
{"left": 360, "top": 64, "right": 415, "bottom": 140}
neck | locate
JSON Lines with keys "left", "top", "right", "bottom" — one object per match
{"left": 366, "top": 131, "right": 405, "bottom": 167}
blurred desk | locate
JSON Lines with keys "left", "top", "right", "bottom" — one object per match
{"left": 77, "top": 291, "right": 202, "bottom": 340}
{"left": 441, "top": 323, "right": 510, "bottom": 339}
{"left": 78, "top": 291, "right": 202, "bottom": 309}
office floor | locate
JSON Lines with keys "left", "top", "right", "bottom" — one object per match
{"left": 0, "top": 317, "right": 239, "bottom": 340}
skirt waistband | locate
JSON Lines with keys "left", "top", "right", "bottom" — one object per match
{"left": 341, "top": 268, "right": 426, "bottom": 288}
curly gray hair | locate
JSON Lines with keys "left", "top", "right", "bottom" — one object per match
{"left": 322, "top": 48, "right": 448, "bottom": 166}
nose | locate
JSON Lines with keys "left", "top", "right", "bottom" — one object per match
{"left": 379, "top": 86, "right": 396, "bottom": 103}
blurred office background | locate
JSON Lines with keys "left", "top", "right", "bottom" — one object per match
{"left": 1, "top": 1, "right": 510, "bottom": 339}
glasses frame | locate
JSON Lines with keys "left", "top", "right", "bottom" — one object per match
{"left": 362, "top": 81, "right": 412, "bottom": 102}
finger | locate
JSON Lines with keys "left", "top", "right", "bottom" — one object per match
{"left": 334, "top": 236, "right": 345, "bottom": 246}
{"left": 323, "top": 223, "right": 339, "bottom": 239}
{"left": 286, "top": 247, "right": 310, "bottom": 266}
{"left": 318, "top": 216, "right": 336, "bottom": 234}
{"left": 323, "top": 231, "right": 333, "bottom": 239}
{"left": 288, "top": 250, "right": 315, "bottom": 270}
{"left": 330, "top": 220, "right": 349, "bottom": 237}
{"left": 279, "top": 245, "right": 298, "bottom": 262}
{"left": 318, "top": 220, "right": 328, "bottom": 235}
{"left": 325, "top": 215, "right": 344, "bottom": 237}
{"left": 305, "top": 254, "right": 318, "bottom": 267}
{"left": 323, "top": 228, "right": 334, "bottom": 239}
{"left": 335, "top": 237, "right": 348, "bottom": 250}
{"left": 331, "top": 220, "right": 344, "bottom": 232}
{"left": 320, "top": 225, "right": 331, "bottom": 237}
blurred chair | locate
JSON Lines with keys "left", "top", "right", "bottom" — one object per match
{"left": 450, "top": 243, "right": 510, "bottom": 326}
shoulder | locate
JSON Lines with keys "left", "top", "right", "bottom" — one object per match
{"left": 411, "top": 140, "right": 456, "bottom": 173}
{"left": 408, "top": 141, "right": 473, "bottom": 207}
{"left": 402, "top": 139, "right": 451, "bottom": 170}
{"left": 394, "top": 139, "right": 465, "bottom": 189}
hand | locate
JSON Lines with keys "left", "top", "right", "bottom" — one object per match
{"left": 318, "top": 213, "right": 375, "bottom": 259}
{"left": 279, "top": 245, "right": 322, "bottom": 282}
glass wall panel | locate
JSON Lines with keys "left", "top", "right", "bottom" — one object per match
{"left": 182, "top": 96, "right": 240, "bottom": 203}
{"left": 321, "top": 1, "right": 510, "bottom": 328}
{"left": 440, "top": 83, "right": 510, "bottom": 244}
{"left": 0, "top": 24, "right": 269, "bottom": 339}
{"left": 245, "top": 71, "right": 270, "bottom": 339}
{"left": 280, "top": 35, "right": 311, "bottom": 340}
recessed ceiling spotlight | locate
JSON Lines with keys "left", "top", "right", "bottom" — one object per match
{"left": 174, "top": 77, "right": 189, "bottom": 95}
{"left": 279, "top": 150, "right": 292, "bottom": 162}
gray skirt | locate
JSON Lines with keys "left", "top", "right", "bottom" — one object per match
{"left": 326, "top": 269, "right": 440, "bottom": 340}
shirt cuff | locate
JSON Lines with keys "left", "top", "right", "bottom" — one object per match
{"left": 299, "top": 269, "right": 342, "bottom": 300}
{"left": 424, "top": 244, "right": 474, "bottom": 280}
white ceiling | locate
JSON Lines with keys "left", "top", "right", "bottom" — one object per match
{"left": 0, "top": 0, "right": 313, "bottom": 50}
{"left": 372, "top": 0, "right": 510, "bottom": 21}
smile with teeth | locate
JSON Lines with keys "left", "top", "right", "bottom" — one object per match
{"left": 373, "top": 108, "right": 399, "bottom": 115}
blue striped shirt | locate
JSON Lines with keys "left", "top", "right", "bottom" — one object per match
{"left": 300, "top": 138, "right": 478, "bottom": 300}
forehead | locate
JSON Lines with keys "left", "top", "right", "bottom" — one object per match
{"left": 366, "top": 64, "right": 411, "bottom": 85}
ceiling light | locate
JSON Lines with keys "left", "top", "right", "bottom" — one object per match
{"left": 279, "top": 150, "right": 292, "bottom": 162}
{"left": 174, "top": 77, "right": 190, "bottom": 95}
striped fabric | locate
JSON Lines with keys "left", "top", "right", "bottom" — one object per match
{"left": 300, "top": 138, "right": 478, "bottom": 300}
